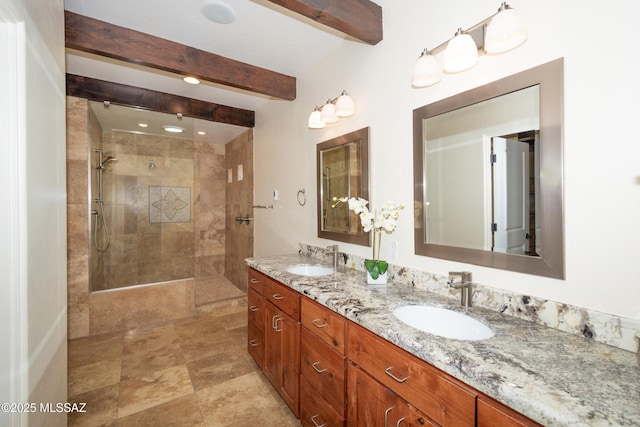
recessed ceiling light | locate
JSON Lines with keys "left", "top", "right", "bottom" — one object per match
{"left": 197, "top": 131, "right": 206, "bottom": 135}
{"left": 183, "top": 76, "right": 200, "bottom": 85}
{"left": 163, "top": 126, "right": 185, "bottom": 133}
{"left": 202, "top": 1, "right": 236, "bottom": 24}
{"left": 138, "top": 123, "right": 148, "bottom": 128}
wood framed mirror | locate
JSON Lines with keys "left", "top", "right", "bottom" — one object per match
{"left": 413, "top": 59, "right": 564, "bottom": 279}
{"left": 317, "top": 127, "right": 370, "bottom": 246}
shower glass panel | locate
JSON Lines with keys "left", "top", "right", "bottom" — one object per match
{"left": 88, "top": 101, "right": 196, "bottom": 291}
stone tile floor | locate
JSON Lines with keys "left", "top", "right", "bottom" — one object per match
{"left": 67, "top": 298, "right": 301, "bottom": 426}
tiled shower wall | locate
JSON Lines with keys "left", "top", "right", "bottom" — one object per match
{"left": 225, "top": 130, "right": 254, "bottom": 292}
{"left": 66, "top": 96, "right": 235, "bottom": 338}
{"left": 92, "top": 130, "right": 197, "bottom": 290}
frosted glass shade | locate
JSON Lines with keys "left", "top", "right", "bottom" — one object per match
{"left": 335, "top": 92, "right": 355, "bottom": 117}
{"left": 412, "top": 52, "right": 442, "bottom": 87}
{"left": 321, "top": 101, "right": 339, "bottom": 123}
{"left": 308, "top": 109, "right": 326, "bottom": 129}
{"left": 443, "top": 32, "right": 478, "bottom": 73}
{"left": 485, "top": 7, "right": 527, "bottom": 53}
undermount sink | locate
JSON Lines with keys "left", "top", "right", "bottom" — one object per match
{"left": 393, "top": 305, "right": 494, "bottom": 341}
{"left": 286, "top": 264, "right": 334, "bottom": 277}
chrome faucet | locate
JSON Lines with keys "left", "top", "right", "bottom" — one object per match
{"left": 326, "top": 244, "right": 339, "bottom": 271}
{"left": 448, "top": 271, "right": 473, "bottom": 307}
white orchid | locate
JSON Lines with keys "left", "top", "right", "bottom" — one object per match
{"left": 338, "top": 197, "right": 404, "bottom": 235}
{"left": 335, "top": 197, "right": 404, "bottom": 279}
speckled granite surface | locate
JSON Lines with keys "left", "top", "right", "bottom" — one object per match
{"left": 246, "top": 253, "right": 640, "bottom": 427}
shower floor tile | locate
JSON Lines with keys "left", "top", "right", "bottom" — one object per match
{"left": 195, "top": 276, "right": 245, "bottom": 306}
{"left": 67, "top": 298, "right": 301, "bottom": 426}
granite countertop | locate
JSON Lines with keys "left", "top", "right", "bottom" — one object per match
{"left": 246, "top": 254, "right": 640, "bottom": 427}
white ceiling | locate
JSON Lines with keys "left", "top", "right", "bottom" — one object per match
{"left": 65, "top": 0, "right": 378, "bottom": 143}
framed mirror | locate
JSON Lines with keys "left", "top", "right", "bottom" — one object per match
{"left": 413, "top": 59, "right": 564, "bottom": 279}
{"left": 317, "top": 127, "right": 370, "bottom": 246}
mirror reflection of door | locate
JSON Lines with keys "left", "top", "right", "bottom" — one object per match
{"left": 491, "top": 131, "right": 539, "bottom": 256}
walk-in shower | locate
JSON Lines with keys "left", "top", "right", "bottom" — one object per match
{"left": 92, "top": 149, "right": 116, "bottom": 252}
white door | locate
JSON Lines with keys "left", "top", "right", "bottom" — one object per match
{"left": 493, "top": 137, "right": 529, "bottom": 254}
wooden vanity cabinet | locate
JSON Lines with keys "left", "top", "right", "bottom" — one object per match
{"left": 299, "top": 298, "right": 347, "bottom": 427}
{"left": 247, "top": 268, "right": 541, "bottom": 426}
{"left": 348, "top": 322, "right": 476, "bottom": 426}
{"left": 263, "top": 277, "right": 301, "bottom": 417}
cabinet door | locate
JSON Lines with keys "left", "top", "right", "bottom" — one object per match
{"left": 263, "top": 300, "right": 300, "bottom": 417}
{"left": 264, "top": 301, "right": 282, "bottom": 389}
{"left": 281, "top": 309, "right": 300, "bottom": 416}
{"left": 347, "top": 363, "right": 397, "bottom": 427}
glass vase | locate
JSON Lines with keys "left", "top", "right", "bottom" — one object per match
{"left": 365, "top": 229, "right": 387, "bottom": 284}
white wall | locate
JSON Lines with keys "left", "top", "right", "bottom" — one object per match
{"left": 0, "top": 0, "right": 67, "bottom": 425}
{"left": 254, "top": 0, "right": 640, "bottom": 321}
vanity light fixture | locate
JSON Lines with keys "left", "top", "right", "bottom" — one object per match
{"left": 308, "top": 90, "right": 355, "bottom": 129}
{"left": 412, "top": 2, "right": 526, "bottom": 88}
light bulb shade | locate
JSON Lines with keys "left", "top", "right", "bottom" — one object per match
{"left": 443, "top": 32, "right": 478, "bottom": 73}
{"left": 308, "top": 110, "right": 326, "bottom": 129}
{"left": 335, "top": 92, "right": 355, "bottom": 117}
{"left": 412, "top": 52, "right": 442, "bottom": 87}
{"left": 321, "top": 102, "right": 339, "bottom": 123}
{"left": 484, "top": 7, "right": 527, "bottom": 54}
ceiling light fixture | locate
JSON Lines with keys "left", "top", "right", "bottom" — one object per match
{"left": 163, "top": 126, "right": 185, "bottom": 133}
{"left": 308, "top": 90, "right": 355, "bottom": 130}
{"left": 138, "top": 123, "right": 148, "bottom": 128}
{"left": 202, "top": 0, "right": 236, "bottom": 24}
{"left": 183, "top": 76, "right": 200, "bottom": 85}
{"left": 412, "top": 2, "right": 526, "bottom": 88}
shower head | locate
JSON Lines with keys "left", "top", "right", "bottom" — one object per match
{"left": 98, "top": 156, "right": 117, "bottom": 169}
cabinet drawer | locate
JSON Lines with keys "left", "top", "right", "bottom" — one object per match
{"left": 302, "top": 297, "right": 346, "bottom": 355}
{"left": 477, "top": 395, "right": 542, "bottom": 427}
{"left": 301, "top": 327, "right": 346, "bottom": 417}
{"left": 248, "top": 288, "right": 264, "bottom": 331}
{"left": 348, "top": 322, "right": 476, "bottom": 426}
{"left": 248, "top": 268, "right": 266, "bottom": 295}
{"left": 265, "top": 278, "right": 300, "bottom": 320}
{"left": 300, "top": 375, "right": 345, "bottom": 427}
{"left": 247, "top": 320, "right": 264, "bottom": 367}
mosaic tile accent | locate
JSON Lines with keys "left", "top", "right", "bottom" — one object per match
{"left": 149, "top": 186, "right": 191, "bottom": 223}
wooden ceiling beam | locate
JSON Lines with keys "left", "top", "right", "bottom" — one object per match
{"left": 66, "top": 74, "right": 255, "bottom": 128}
{"left": 65, "top": 11, "right": 296, "bottom": 100}
{"left": 266, "top": 0, "right": 383, "bottom": 45}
